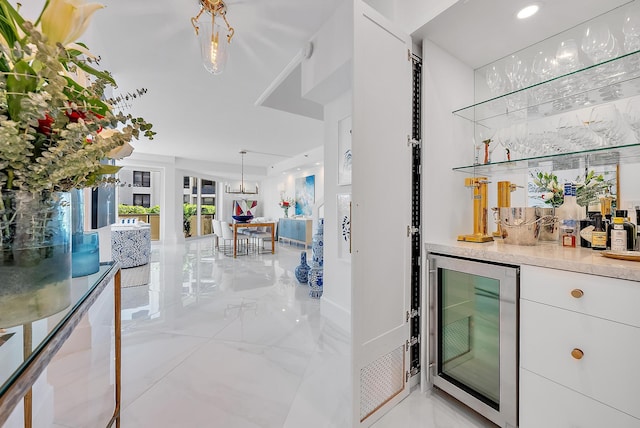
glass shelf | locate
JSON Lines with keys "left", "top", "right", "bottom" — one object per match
{"left": 0, "top": 263, "right": 118, "bottom": 398}
{"left": 452, "top": 143, "right": 640, "bottom": 175}
{"left": 453, "top": 49, "right": 640, "bottom": 129}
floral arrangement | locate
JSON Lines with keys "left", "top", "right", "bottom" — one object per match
{"left": 0, "top": 0, "right": 155, "bottom": 193}
{"left": 531, "top": 171, "right": 564, "bottom": 207}
{"left": 279, "top": 196, "right": 295, "bottom": 209}
{"left": 531, "top": 170, "right": 614, "bottom": 209}
{"left": 575, "top": 170, "right": 614, "bottom": 208}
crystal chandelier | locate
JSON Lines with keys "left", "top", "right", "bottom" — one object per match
{"left": 191, "top": 0, "right": 235, "bottom": 74}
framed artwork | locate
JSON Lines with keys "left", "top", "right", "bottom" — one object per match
{"left": 338, "top": 115, "right": 352, "bottom": 186}
{"left": 295, "top": 175, "right": 315, "bottom": 216}
{"left": 337, "top": 193, "right": 351, "bottom": 260}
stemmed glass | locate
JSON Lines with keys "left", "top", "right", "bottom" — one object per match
{"left": 581, "top": 23, "right": 619, "bottom": 64}
{"left": 486, "top": 65, "right": 505, "bottom": 97}
{"left": 623, "top": 97, "right": 640, "bottom": 141}
{"left": 558, "top": 114, "right": 603, "bottom": 150}
{"left": 588, "top": 103, "right": 635, "bottom": 147}
{"left": 474, "top": 125, "right": 497, "bottom": 164}
{"left": 623, "top": 1, "right": 640, "bottom": 54}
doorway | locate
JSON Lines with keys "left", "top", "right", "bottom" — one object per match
{"left": 183, "top": 176, "right": 217, "bottom": 238}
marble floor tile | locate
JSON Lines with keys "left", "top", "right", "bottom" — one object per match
{"left": 116, "top": 239, "right": 495, "bottom": 428}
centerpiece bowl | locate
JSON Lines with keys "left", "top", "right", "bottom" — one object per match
{"left": 232, "top": 215, "right": 254, "bottom": 223}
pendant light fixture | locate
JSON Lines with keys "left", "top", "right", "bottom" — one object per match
{"left": 191, "top": 0, "right": 235, "bottom": 75}
{"left": 225, "top": 150, "right": 259, "bottom": 195}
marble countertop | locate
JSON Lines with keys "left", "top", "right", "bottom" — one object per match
{"left": 426, "top": 240, "right": 640, "bottom": 282}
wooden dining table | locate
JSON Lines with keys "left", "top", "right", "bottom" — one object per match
{"left": 232, "top": 222, "right": 276, "bottom": 258}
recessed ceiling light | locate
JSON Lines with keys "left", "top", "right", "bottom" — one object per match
{"left": 517, "top": 4, "right": 539, "bottom": 19}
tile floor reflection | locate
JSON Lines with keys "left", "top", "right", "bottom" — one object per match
{"left": 119, "top": 239, "right": 495, "bottom": 428}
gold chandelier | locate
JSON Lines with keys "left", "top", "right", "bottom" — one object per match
{"left": 191, "top": 0, "right": 235, "bottom": 74}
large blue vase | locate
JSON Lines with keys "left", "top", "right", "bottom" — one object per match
{"left": 0, "top": 191, "right": 72, "bottom": 328}
{"left": 308, "top": 219, "right": 324, "bottom": 298}
{"left": 295, "top": 251, "right": 310, "bottom": 284}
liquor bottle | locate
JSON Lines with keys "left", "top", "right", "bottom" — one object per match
{"left": 591, "top": 214, "right": 607, "bottom": 251}
{"left": 571, "top": 183, "right": 584, "bottom": 220}
{"left": 610, "top": 217, "right": 628, "bottom": 252}
{"left": 636, "top": 208, "right": 640, "bottom": 251}
{"left": 556, "top": 182, "right": 577, "bottom": 246}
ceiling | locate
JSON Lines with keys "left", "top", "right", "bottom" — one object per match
{"left": 413, "top": 0, "right": 634, "bottom": 69}
{"left": 16, "top": 0, "right": 636, "bottom": 174}
{"left": 20, "top": 0, "right": 345, "bottom": 172}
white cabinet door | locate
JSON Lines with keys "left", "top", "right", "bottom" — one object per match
{"left": 520, "top": 299, "right": 640, "bottom": 419}
{"left": 520, "top": 369, "right": 640, "bottom": 428}
{"left": 351, "top": 1, "right": 413, "bottom": 427}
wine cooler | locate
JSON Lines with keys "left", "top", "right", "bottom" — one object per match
{"left": 428, "top": 254, "right": 519, "bottom": 428}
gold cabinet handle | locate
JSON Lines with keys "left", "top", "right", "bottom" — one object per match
{"left": 570, "top": 289, "right": 584, "bottom": 298}
{"left": 571, "top": 348, "right": 584, "bottom": 360}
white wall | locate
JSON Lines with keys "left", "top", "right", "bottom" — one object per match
{"left": 365, "top": 0, "right": 457, "bottom": 34}
{"left": 261, "top": 162, "right": 325, "bottom": 221}
{"left": 422, "top": 40, "right": 476, "bottom": 243}
{"left": 301, "top": 0, "right": 353, "bottom": 105}
{"left": 321, "top": 91, "right": 352, "bottom": 333}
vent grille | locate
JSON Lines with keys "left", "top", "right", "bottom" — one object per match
{"left": 359, "top": 346, "right": 405, "bottom": 421}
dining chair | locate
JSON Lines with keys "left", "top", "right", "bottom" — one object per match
{"left": 220, "top": 221, "right": 249, "bottom": 256}
{"left": 212, "top": 219, "right": 222, "bottom": 251}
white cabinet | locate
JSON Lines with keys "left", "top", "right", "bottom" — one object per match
{"left": 520, "top": 265, "right": 640, "bottom": 427}
{"left": 520, "top": 369, "right": 640, "bottom": 428}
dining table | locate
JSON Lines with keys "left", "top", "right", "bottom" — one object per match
{"left": 232, "top": 222, "right": 276, "bottom": 258}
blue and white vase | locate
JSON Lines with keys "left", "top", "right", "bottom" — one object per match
{"left": 308, "top": 218, "right": 324, "bottom": 298}
{"left": 295, "top": 251, "right": 310, "bottom": 284}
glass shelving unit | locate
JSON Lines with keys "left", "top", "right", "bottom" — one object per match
{"left": 453, "top": 143, "right": 640, "bottom": 175}
{"left": 452, "top": 49, "right": 640, "bottom": 175}
{"left": 454, "top": 50, "right": 640, "bottom": 127}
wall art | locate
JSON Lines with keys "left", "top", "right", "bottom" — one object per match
{"left": 338, "top": 115, "right": 352, "bottom": 186}
{"left": 295, "top": 175, "right": 315, "bottom": 216}
{"left": 337, "top": 193, "right": 351, "bottom": 260}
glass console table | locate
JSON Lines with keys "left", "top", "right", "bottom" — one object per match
{"left": 0, "top": 262, "right": 122, "bottom": 428}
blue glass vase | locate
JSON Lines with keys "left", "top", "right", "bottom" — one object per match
{"left": 0, "top": 191, "right": 72, "bottom": 327}
{"left": 295, "top": 251, "right": 310, "bottom": 283}
{"left": 71, "top": 189, "right": 100, "bottom": 277}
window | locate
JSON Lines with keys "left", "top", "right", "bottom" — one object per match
{"left": 133, "top": 193, "right": 151, "bottom": 208}
{"left": 184, "top": 176, "right": 190, "bottom": 188}
{"left": 201, "top": 197, "right": 215, "bottom": 206}
{"left": 201, "top": 179, "right": 215, "bottom": 194}
{"left": 133, "top": 171, "right": 151, "bottom": 187}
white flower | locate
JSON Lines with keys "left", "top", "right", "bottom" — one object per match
{"left": 107, "top": 142, "right": 134, "bottom": 160}
{"left": 41, "top": 0, "right": 104, "bottom": 47}
{"left": 541, "top": 192, "right": 554, "bottom": 201}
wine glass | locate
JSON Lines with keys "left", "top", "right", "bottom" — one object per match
{"left": 623, "top": 96, "right": 640, "bottom": 140}
{"left": 475, "top": 125, "right": 497, "bottom": 164}
{"left": 581, "top": 23, "right": 620, "bottom": 64}
{"left": 556, "top": 39, "right": 582, "bottom": 74}
{"left": 504, "top": 54, "right": 524, "bottom": 91}
{"left": 588, "top": 103, "right": 634, "bottom": 146}
{"left": 623, "top": 1, "right": 640, "bottom": 53}
{"left": 486, "top": 65, "right": 505, "bottom": 96}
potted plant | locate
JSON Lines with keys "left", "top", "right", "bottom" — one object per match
{"left": 0, "top": 0, "right": 154, "bottom": 327}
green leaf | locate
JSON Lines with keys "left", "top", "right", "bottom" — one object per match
{"left": 95, "top": 164, "right": 122, "bottom": 175}
{"left": 7, "top": 60, "right": 38, "bottom": 119}
{"left": 71, "top": 58, "right": 116, "bottom": 86}
{"left": 0, "top": 2, "right": 19, "bottom": 46}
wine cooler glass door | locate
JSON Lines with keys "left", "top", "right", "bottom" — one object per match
{"left": 429, "top": 254, "right": 518, "bottom": 428}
